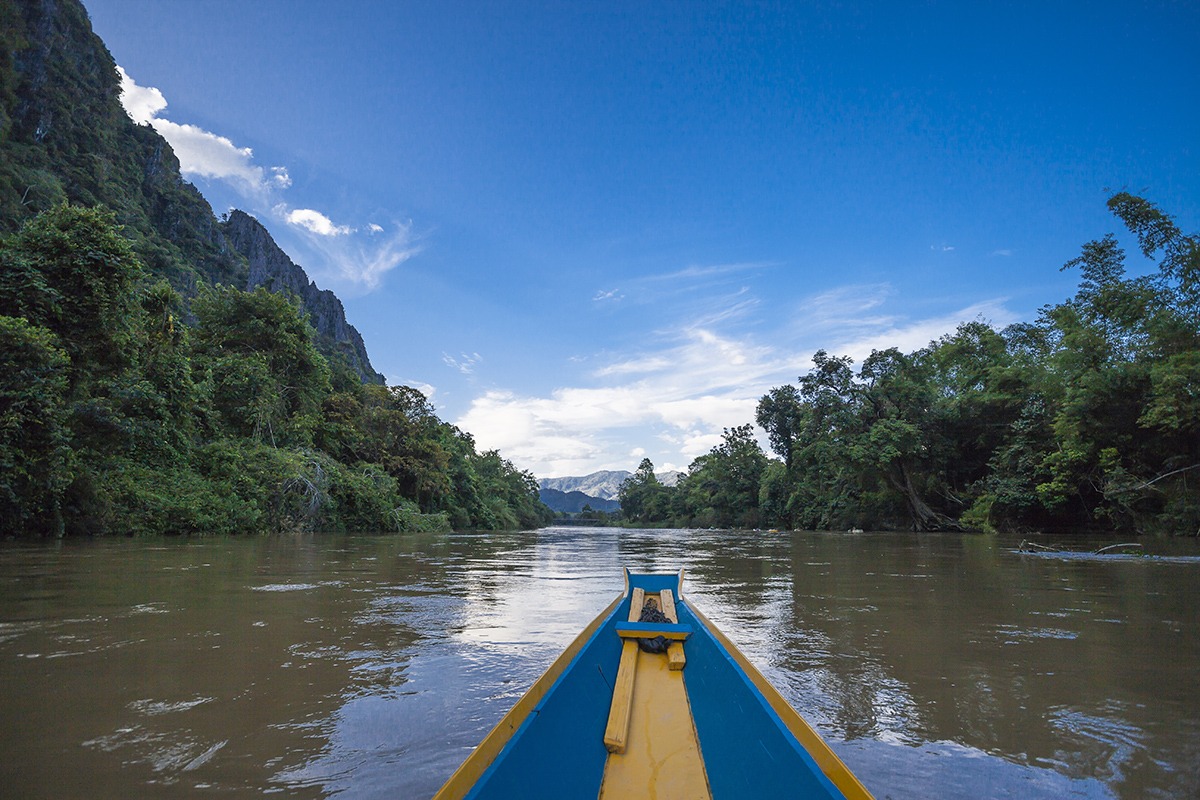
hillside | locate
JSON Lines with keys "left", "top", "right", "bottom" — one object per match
{"left": 0, "top": 0, "right": 382, "bottom": 382}
{"left": 0, "top": 0, "right": 550, "bottom": 537}
{"left": 538, "top": 488, "right": 621, "bottom": 514}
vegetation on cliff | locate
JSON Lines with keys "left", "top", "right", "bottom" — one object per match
{"left": 0, "top": 0, "right": 382, "bottom": 382}
{"left": 0, "top": 205, "right": 550, "bottom": 535}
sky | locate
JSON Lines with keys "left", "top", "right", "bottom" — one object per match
{"left": 83, "top": 0, "right": 1199, "bottom": 479}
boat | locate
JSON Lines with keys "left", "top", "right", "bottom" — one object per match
{"left": 433, "top": 569, "right": 874, "bottom": 799}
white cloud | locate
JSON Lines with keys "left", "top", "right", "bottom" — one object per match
{"left": 593, "top": 288, "right": 623, "bottom": 301}
{"left": 457, "top": 325, "right": 792, "bottom": 476}
{"left": 387, "top": 377, "right": 437, "bottom": 400}
{"left": 286, "top": 208, "right": 353, "bottom": 236}
{"left": 116, "top": 66, "right": 415, "bottom": 293}
{"left": 119, "top": 67, "right": 287, "bottom": 198}
{"left": 456, "top": 286, "right": 1020, "bottom": 477}
{"left": 117, "top": 67, "right": 165, "bottom": 124}
{"left": 990, "top": 249, "right": 1013, "bottom": 257}
{"left": 153, "top": 118, "right": 274, "bottom": 193}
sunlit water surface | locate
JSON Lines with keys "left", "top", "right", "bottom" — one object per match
{"left": 1, "top": 528, "right": 1197, "bottom": 799}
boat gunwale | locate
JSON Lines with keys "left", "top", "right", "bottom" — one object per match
{"left": 685, "top": 600, "right": 874, "bottom": 799}
{"left": 431, "top": 592, "right": 625, "bottom": 800}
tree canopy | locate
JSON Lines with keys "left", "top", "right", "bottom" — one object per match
{"left": 619, "top": 194, "right": 1199, "bottom": 535}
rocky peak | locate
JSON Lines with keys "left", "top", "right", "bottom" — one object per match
{"left": 222, "top": 210, "right": 385, "bottom": 384}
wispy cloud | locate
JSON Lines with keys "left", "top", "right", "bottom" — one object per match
{"left": 990, "top": 249, "right": 1013, "bottom": 257}
{"left": 458, "top": 283, "right": 1020, "bottom": 476}
{"left": 117, "top": 66, "right": 415, "bottom": 292}
{"left": 443, "top": 352, "right": 483, "bottom": 375}
{"left": 830, "top": 299, "right": 1018, "bottom": 363}
{"left": 616, "top": 261, "right": 773, "bottom": 304}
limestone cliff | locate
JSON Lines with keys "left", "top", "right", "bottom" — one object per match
{"left": 223, "top": 210, "right": 384, "bottom": 384}
{"left": 0, "top": 0, "right": 384, "bottom": 385}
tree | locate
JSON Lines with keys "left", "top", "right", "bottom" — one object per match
{"left": 620, "top": 457, "right": 668, "bottom": 523}
{"left": 4, "top": 204, "right": 143, "bottom": 393}
{"left": 756, "top": 385, "right": 804, "bottom": 469}
{"left": 1040, "top": 194, "right": 1200, "bottom": 531}
{"left": 192, "top": 285, "right": 331, "bottom": 447}
{"left": 679, "top": 425, "right": 768, "bottom": 528}
{"left": 0, "top": 316, "right": 70, "bottom": 535}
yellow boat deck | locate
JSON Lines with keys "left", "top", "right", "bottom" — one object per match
{"left": 599, "top": 589, "right": 710, "bottom": 799}
{"left": 433, "top": 570, "right": 873, "bottom": 800}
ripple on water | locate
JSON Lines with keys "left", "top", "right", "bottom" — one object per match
{"left": 128, "top": 697, "right": 214, "bottom": 715}
{"left": 129, "top": 602, "right": 170, "bottom": 615}
{"left": 251, "top": 581, "right": 345, "bottom": 592}
{"left": 1047, "top": 704, "right": 1147, "bottom": 784}
{"left": 82, "top": 725, "right": 228, "bottom": 779}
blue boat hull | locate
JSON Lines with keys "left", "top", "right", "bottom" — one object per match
{"left": 434, "top": 570, "right": 873, "bottom": 799}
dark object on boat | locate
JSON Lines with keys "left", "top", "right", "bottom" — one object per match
{"left": 433, "top": 569, "right": 874, "bottom": 799}
{"left": 635, "top": 596, "right": 671, "bottom": 653}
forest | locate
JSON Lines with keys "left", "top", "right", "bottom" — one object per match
{"left": 0, "top": 205, "right": 552, "bottom": 536}
{"left": 620, "top": 193, "right": 1199, "bottom": 536}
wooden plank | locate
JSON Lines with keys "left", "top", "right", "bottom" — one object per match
{"left": 667, "top": 641, "right": 687, "bottom": 670}
{"left": 603, "top": 587, "right": 645, "bottom": 754}
{"left": 615, "top": 622, "right": 692, "bottom": 640}
{"left": 598, "top": 649, "right": 711, "bottom": 799}
{"left": 659, "top": 589, "right": 678, "bottom": 623}
{"left": 659, "top": 589, "right": 687, "bottom": 670}
{"left": 627, "top": 588, "right": 645, "bottom": 624}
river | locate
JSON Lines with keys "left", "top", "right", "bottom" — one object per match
{"left": 1, "top": 527, "right": 1197, "bottom": 799}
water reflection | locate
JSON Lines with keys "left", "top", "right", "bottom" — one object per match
{"left": 1, "top": 529, "right": 1197, "bottom": 799}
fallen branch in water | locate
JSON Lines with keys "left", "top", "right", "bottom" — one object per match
{"left": 1093, "top": 542, "right": 1144, "bottom": 555}
{"left": 1019, "top": 540, "right": 1145, "bottom": 555}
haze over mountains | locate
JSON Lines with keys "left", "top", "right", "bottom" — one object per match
{"left": 540, "top": 470, "right": 682, "bottom": 501}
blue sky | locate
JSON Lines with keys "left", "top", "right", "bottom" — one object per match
{"left": 85, "top": 0, "right": 1198, "bottom": 478}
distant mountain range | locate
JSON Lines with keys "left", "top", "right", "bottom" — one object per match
{"left": 538, "top": 469, "right": 683, "bottom": 512}
{"left": 537, "top": 488, "right": 621, "bottom": 514}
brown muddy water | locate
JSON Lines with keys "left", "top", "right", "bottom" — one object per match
{"left": 1, "top": 528, "right": 1197, "bottom": 799}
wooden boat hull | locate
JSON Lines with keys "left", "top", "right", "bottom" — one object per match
{"left": 434, "top": 570, "right": 873, "bottom": 799}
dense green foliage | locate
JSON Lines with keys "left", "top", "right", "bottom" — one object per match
{"left": 0, "top": 205, "right": 551, "bottom": 536}
{"left": 622, "top": 194, "right": 1199, "bottom": 535}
